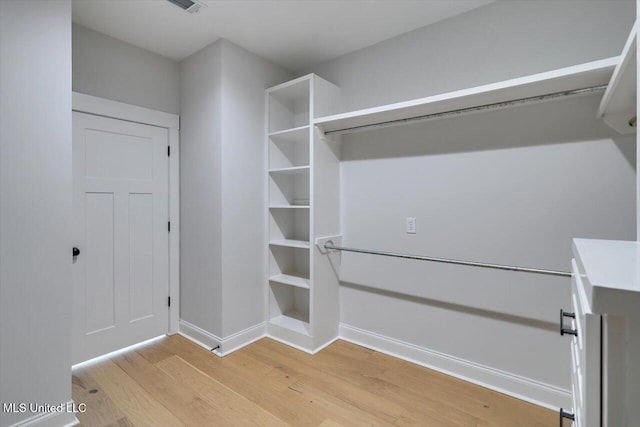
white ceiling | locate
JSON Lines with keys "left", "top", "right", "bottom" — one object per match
{"left": 72, "top": 0, "right": 493, "bottom": 71}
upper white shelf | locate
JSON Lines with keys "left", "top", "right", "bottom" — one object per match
{"left": 269, "top": 273, "right": 310, "bottom": 289}
{"left": 269, "top": 239, "right": 310, "bottom": 249}
{"left": 268, "top": 125, "right": 310, "bottom": 140}
{"left": 314, "top": 57, "right": 619, "bottom": 135}
{"left": 269, "top": 205, "right": 309, "bottom": 209}
{"left": 268, "top": 166, "right": 310, "bottom": 175}
{"left": 597, "top": 22, "right": 637, "bottom": 135}
{"left": 268, "top": 76, "right": 311, "bottom": 134}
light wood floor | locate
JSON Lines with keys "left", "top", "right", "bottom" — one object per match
{"left": 72, "top": 335, "right": 555, "bottom": 426}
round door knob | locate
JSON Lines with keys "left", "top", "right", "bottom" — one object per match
{"left": 72, "top": 247, "right": 80, "bottom": 257}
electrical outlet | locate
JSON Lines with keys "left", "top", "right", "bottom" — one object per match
{"left": 406, "top": 217, "right": 416, "bottom": 234}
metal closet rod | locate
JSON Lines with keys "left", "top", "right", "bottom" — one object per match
{"left": 323, "top": 242, "right": 572, "bottom": 278}
{"left": 323, "top": 85, "right": 607, "bottom": 136}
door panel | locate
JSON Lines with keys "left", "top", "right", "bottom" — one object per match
{"left": 129, "top": 193, "right": 154, "bottom": 321}
{"left": 84, "top": 129, "right": 154, "bottom": 180}
{"left": 72, "top": 112, "right": 169, "bottom": 364}
{"left": 85, "top": 192, "right": 116, "bottom": 334}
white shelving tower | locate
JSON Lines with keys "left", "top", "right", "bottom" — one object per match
{"left": 266, "top": 74, "right": 341, "bottom": 352}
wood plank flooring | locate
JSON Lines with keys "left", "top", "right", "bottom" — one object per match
{"left": 72, "top": 335, "right": 556, "bottom": 426}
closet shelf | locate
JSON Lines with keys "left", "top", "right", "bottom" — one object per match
{"left": 269, "top": 312, "right": 310, "bottom": 335}
{"left": 314, "top": 57, "right": 618, "bottom": 135}
{"left": 269, "top": 273, "right": 310, "bottom": 289}
{"left": 597, "top": 22, "right": 637, "bottom": 135}
{"left": 269, "top": 166, "right": 310, "bottom": 175}
{"left": 269, "top": 239, "right": 310, "bottom": 249}
{"left": 266, "top": 73, "right": 340, "bottom": 353}
{"left": 269, "top": 205, "right": 309, "bottom": 209}
{"left": 268, "top": 125, "right": 310, "bottom": 139}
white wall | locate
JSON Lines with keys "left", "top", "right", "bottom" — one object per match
{"left": 305, "top": 0, "right": 636, "bottom": 407}
{"left": 339, "top": 97, "right": 635, "bottom": 398}
{"left": 306, "top": 1, "right": 635, "bottom": 112}
{"left": 73, "top": 24, "right": 180, "bottom": 114}
{"left": 219, "top": 41, "right": 292, "bottom": 336}
{"left": 180, "top": 39, "right": 291, "bottom": 340}
{"left": 180, "top": 41, "right": 224, "bottom": 336}
{"left": 0, "top": 1, "right": 75, "bottom": 426}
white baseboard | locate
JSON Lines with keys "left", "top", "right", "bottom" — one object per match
{"left": 8, "top": 402, "right": 79, "bottom": 427}
{"left": 218, "top": 322, "right": 266, "bottom": 355}
{"left": 312, "top": 336, "right": 340, "bottom": 354}
{"left": 178, "top": 320, "right": 221, "bottom": 353}
{"left": 179, "top": 320, "right": 266, "bottom": 357}
{"left": 265, "top": 334, "right": 315, "bottom": 354}
{"left": 339, "top": 323, "right": 571, "bottom": 411}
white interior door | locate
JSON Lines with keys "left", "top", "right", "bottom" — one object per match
{"left": 72, "top": 111, "right": 169, "bottom": 364}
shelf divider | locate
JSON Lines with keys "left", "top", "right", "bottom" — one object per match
{"left": 268, "top": 165, "right": 310, "bottom": 175}
{"left": 269, "top": 239, "right": 310, "bottom": 249}
{"left": 269, "top": 273, "right": 310, "bottom": 289}
{"left": 268, "top": 125, "right": 310, "bottom": 138}
{"left": 269, "top": 313, "right": 310, "bottom": 335}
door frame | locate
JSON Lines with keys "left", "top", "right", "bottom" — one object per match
{"left": 73, "top": 92, "right": 180, "bottom": 335}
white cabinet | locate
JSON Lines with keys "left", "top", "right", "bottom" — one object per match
{"left": 564, "top": 260, "right": 601, "bottom": 427}
{"left": 265, "top": 74, "right": 342, "bottom": 352}
{"left": 562, "top": 239, "right": 640, "bottom": 426}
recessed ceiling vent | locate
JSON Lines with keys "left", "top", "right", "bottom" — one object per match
{"left": 166, "top": 0, "right": 206, "bottom": 14}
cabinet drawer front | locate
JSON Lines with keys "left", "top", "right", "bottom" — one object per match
{"left": 571, "top": 260, "right": 601, "bottom": 427}
{"left": 571, "top": 374, "right": 581, "bottom": 426}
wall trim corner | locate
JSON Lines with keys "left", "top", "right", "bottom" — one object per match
{"left": 179, "top": 320, "right": 267, "bottom": 357}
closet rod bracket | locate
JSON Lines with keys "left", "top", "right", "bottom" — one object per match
{"left": 316, "top": 236, "right": 343, "bottom": 255}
